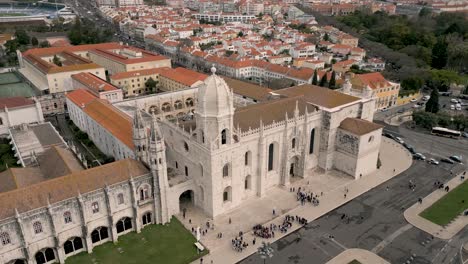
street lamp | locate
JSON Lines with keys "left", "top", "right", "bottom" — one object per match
{"left": 258, "top": 242, "right": 274, "bottom": 264}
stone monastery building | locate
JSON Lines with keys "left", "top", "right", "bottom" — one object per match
{"left": 0, "top": 67, "right": 383, "bottom": 264}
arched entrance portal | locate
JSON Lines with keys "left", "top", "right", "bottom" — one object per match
{"left": 289, "top": 156, "right": 302, "bottom": 182}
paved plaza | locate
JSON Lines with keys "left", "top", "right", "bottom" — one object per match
{"left": 182, "top": 137, "right": 412, "bottom": 264}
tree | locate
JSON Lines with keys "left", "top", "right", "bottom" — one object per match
{"left": 323, "top": 33, "right": 329, "bottom": 41}
{"left": 425, "top": 88, "right": 439, "bottom": 113}
{"left": 53, "top": 55, "right": 62, "bottom": 66}
{"left": 68, "top": 17, "right": 82, "bottom": 45}
{"left": 39, "top": 41, "right": 50, "bottom": 48}
{"left": 319, "top": 73, "right": 328, "bottom": 87}
{"left": 312, "top": 69, "right": 318, "bottom": 85}
{"left": 145, "top": 77, "right": 158, "bottom": 93}
{"left": 237, "top": 31, "right": 244, "bottom": 37}
{"left": 31, "top": 36, "right": 38, "bottom": 46}
{"left": 431, "top": 38, "right": 448, "bottom": 69}
{"left": 419, "top": 7, "right": 432, "bottom": 17}
{"left": 328, "top": 71, "right": 336, "bottom": 89}
{"left": 14, "top": 29, "right": 30, "bottom": 45}
{"left": 401, "top": 76, "right": 423, "bottom": 91}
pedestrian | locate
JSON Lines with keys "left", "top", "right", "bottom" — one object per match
{"left": 272, "top": 209, "right": 276, "bottom": 216}
{"left": 344, "top": 193, "right": 347, "bottom": 199}
{"left": 183, "top": 208, "right": 187, "bottom": 219}
{"left": 253, "top": 238, "right": 256, "bottom": 245}
{"left": 393, "top": 168, "right": 395, "bottom": 173}
{"left": 189, "top": 219, "right": 192, "bottom": 224}
{"left": 200, "top": 257, "right": 203, "bottom": 264}
{"left": 386, "top": 186, "right": 389, "bottom": 191}
{"left": 229, "top": 218, "right": 232, "bottom": 224}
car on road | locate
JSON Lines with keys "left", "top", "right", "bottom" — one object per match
{"left": 428, "top": 158, "right": 439, "bottom": 165}
{"left": 413, "top": 153, "right": 426, "bottom": 160}
{"left": 381, "top": 107, "right": 388, "bottom": 112}
{"left": 395, "top": 137, "right": 404, "bottom": 144}
{"left": 410, "top": 98, "right": 417, "bottom": 102}
{"left": 440, "top": 158, "right": 455, "bottom": 164}
{"left": 397, "top": 109, "right": 404, "bottom": 113}
{"left": 462, "top": 132, "right": 468, "bottom": 138}
{"left": 422, "top": 95, "right": 430, "bottom": 101}
{"left": 449, "top": 155, "right": 462, "bottom": 163}
{"left": 450, "top": 105, "right": 455, "bottom": 110}
{"left": 383, "top": 133, "right": 395, "bottom": 139}
{"left": 450, "top": 98, "right": 459, "bottom": 103}
{"left": 413, "top": 104, "right": 421, "bottom": 108}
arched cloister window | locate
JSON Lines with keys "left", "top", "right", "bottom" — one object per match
{"left": 268, "top": 143, "right": 275, "bottom": 171}
{"left": 142, "top": 212, "right": 152, "bottom": 226}
{"left": 309, "top": 128, "right": 315, "bottom": 154}
{"left": 291, "top": 138, "right": 296, "bottom": 149}
{"left": 139, "top": 185, "right": 150, "bottom": 201}
{"left": 221, "top": 129, "right": 227, "bottom": 145}
{"left": 116, "top": 217, "right": 133, "bottom": 233}
{"left": 223, "top": 186, "right": 232, "bottom": 202}
{"left": 185, "top": 98, "right": 194, "bottom": 107}
{"left": 91, "top": 227, "right": 109, "bottom": 243}
{"left": 162, "top": 103, "right": 171, "bottom": 112}
{"left": 63, "top": 211, "right": 72, "bottom": 224}
{"left": 35, "top": 248, "right": 55, "bottom": 264}
{"left": 0, "top": 232, "right": 10, "bottom": 245}
{"left": 64, "top": 237, "right": 83, "bottom": 255}
{"left": 222, "top": 163, "right": 230, "bottom": 177}
{"left": 33, "top": 221, "right": 43, "bottom": 234}
{"left": 174, "top": 100, "right": 183, "bottom": 110}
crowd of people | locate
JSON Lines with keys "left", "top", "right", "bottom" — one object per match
{"left": 291, "top": 187, "right": 321, "bottom": 206}
{"left": 232, "top": 232, "right": 249, "bottom": 252}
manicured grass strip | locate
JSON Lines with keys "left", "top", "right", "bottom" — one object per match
{"left": 348, "top": 260, "right": 362, "bottom": 264}
{"left": 420, "top": 180, "right": 468, "bottom": 226}
{"left": 65, "top": 217, "right": 207, "bottom": 264}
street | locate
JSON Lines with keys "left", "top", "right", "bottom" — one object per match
{"left": 240, "top": 121, "right": 467, "bottom": 264}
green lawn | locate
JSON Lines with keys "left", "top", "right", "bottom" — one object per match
{"left": 0, "top": 13, "right": 27, "bottom": 17}
{"left": 420, "top": 180, "right": 468, "bottom": 226}
{"left": 348, "top": 260, "right": 362, "bottom": 264}
{"left": 65, "top": 218, "right": 207, "bottom": 264}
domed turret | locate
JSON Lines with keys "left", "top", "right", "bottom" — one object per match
{"left": 196, "top": 66, "right": 234, "bottom": 118}
{"left": 195, "top": 66, "right": 235, "bottom": 148}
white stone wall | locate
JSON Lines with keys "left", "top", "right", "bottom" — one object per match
{"left": 0, "top": 103, "right": 44, "bottom": 135}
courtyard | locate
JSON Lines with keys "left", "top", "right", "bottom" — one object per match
{"left": 65, "top": 218, "right": 207, "bottom": 264}
{"left": 420, "top": 179, "right": 468, "bottom": 226}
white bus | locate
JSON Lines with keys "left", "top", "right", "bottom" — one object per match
{"left": 431, "top": 127, "right": 461, "bottom": 138}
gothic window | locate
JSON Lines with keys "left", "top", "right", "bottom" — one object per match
{"left": 0, "top": 232, "right": 10, "bottom": 245}
{"left": 221, "top": 129, "right": 227, "bottom": 145}
{"left": 142, "top": 212, "right": 152, "bottom": 226}
{"left": 222, "top": 164, "right": 230, "bottom": 177}
{"left": 184, "top": 142, "right": 189, "bottom": 152}
{"left": 291, "top": 138, "right": 296, "bottom": 149}
{"left": 309, "top": 129, "right": 315, "bottom": 154}
{"left": 244, "top": 151, "right": 251, "bottom": 166}
{"left": 64, "top": 237, "right": 83, "bottom": 255}
{"left": 368, "top": 135, "right": 374, "bottom": 142}
{"left": 33, "top": 221, "right": 43, "bottom": 234}
{"left": 139, "top": 185, "right": 150, "bottom": 201}
{"left": 244, "top": 175, "right": 252, "bottom": 190}
{"left": 116, "top": 217, "right": 132, "bottom": 233}
{"left": 117, "top": 193, "right": 124, "bottom": 205}
{"left": 268, "top": 143, "right": 274, "bottom": 171}
{"left": 63, "top": 211, "right": 72, "bottom": 224}
{"left": 223, "top": 186, "right": 232, "bottom": 202}
{"left": 91, "top": 202, "right": 99, "bottom": 214}
{"left": 91, "top": 227, "right": 108, "bottom": 243}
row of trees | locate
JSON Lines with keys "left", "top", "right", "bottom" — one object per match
{"left": 68, "top": 18, "right": 114, "bottom": 45}
{"left": 312, "top": 69, "right": 337, "bottom": 89}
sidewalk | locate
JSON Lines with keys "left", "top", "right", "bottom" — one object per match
{"left": 188, "top": 138, "right": 412, "bottom": 264}
{"left": 404, "top": 173, "right": 468, "bottom": 240}
{"left": 326, "top": 248, "right": 390, "bottom": 264}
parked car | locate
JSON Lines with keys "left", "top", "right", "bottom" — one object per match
{"left": 462, "top": 132, "right": 468, "bottom": 138}
{"left": 381, "top": 107, "right": 388, "bottom": 112}
{"left": 413, "top": 104, "right": 421, "bottom": 108}
{"left": 449, "top": 155, "right": 462, "bottom": 163}
{"left": 456, "top": 104, "right": 462, "bottom": 111}
{"left": 397, "top": 109, "right": 404, "bottom": 113}
{"left": 422, "top": 95, "right": 430, "bottom": 101}
{"left": 450, "top": 105, "right": 455, "bottom": 110}
{"left": 395, "top": 137, "right": 404, "bottom": 144}
{"left": 428, "top": 158, "right": 439, "bottom": 165}
{"left": 383, "top": 133, "right": 395, "bottom": 139}
{"left": 451, "top": 98, "right": 459, "bottom": 103}
{"left": 440, "top": 158, "right": 455, "bottom": 164}
{"left": 408, "top": 147, "right": 416, "bottom": 154}
{"left": 413, "top": 153, "right": 426, "bottom": 160}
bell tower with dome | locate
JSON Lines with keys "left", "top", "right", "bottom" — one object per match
{"left": 195, "top": 66, "right": 235, "bottom": 149}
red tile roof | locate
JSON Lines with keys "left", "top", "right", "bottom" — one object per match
{"left": 71, "top": 72, "right": 119, "bottom": 95}
{"left": 66, "top": 89, "right": 97, "bottom": 108}
{"left": 110, "top": 67, "right": 171, "bottom": 80}
{"left": 354, "top": 72, "right": 392, "bottom": 90}
{"left": 160, "top": 67, "right": 208, "bottom": 86}
{"left": 0, "top": 97, "right": 35, "bottom": 109}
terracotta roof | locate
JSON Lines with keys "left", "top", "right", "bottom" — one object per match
{"left": 234, "top": 96, "right": 313, "bottom": 131}
{"left": 0, "top": 97, "right": 35, "bottom": 109}
{"left": 159, "top": 67, "right": 208, "bottom": 87}
{"left": 222, "top": 77, "right": 272, "bottom": 101}
{"left": 89, "top": 48, "right": 170, "bottom": 65}
{"left": 339, "top": 118, "right": 383, "bottom": 136}
{"left": 83, "top": 99, "right": 133, "bottom": 149}
{"left": 22, "top": 42, "right": 122, "bottom": 56}
{"left": 66, "top": 89, "right": 98, "bottom": 108}
{"left": 72, "top": 72, "right": 119, "bottom": 95}
{"left": 110, "top": 67, "right": 171, "bottom": 80}
{"left": 275, "top": 84, "right": 360, "bottom": 109}
{"left": 0, "top": 159, "right": 148, "bottom": 219}
{"left": 354, "top": 72, "right": 391, "bottom": 90}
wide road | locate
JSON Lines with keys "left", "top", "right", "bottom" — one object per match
{"left": 240, "top": 130, "right": 467, "bottom": 264}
